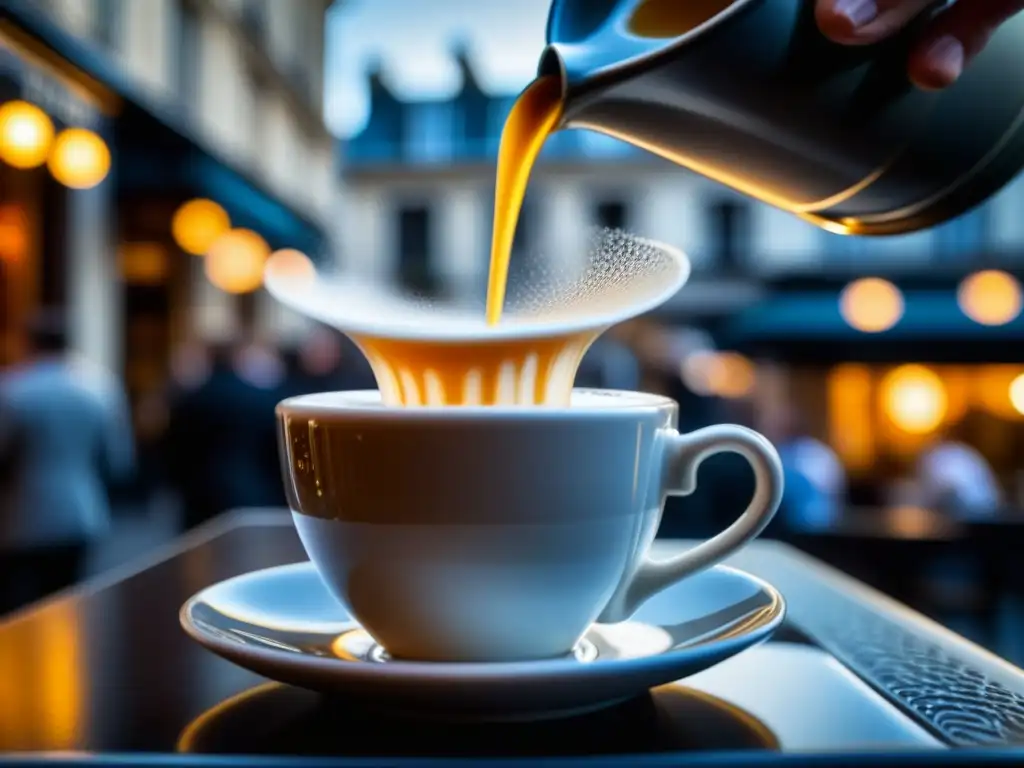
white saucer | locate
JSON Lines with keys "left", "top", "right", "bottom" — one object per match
{"left": 180, "top": 561, "right": 785, "bottom": 720}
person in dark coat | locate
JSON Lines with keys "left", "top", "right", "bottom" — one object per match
{"left": 164, "top": 340, "right": 287, "bottom": 531}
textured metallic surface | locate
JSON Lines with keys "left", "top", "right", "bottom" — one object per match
{"left": 718, "top": 541, "right": 1024, "bottom": 746}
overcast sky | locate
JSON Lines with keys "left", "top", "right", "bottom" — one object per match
{"left": 324, "top": 0, "right": 551, "bottom": 137}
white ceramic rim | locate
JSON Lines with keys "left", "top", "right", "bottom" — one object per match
{"left": 179, "top": 562, "right": 785, "bottom": 680}
{"left": 265, "top": 237, "right": 690, "bottom": 343}
{"left": 276, "top": 388, "right": 677, "bottom": 420}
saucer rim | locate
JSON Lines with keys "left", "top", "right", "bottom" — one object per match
{"left": 263, "top": 236, "right": 690, "bottom": 343}
{"left": 180, "top": 561, "right": 785, "bottom": 680}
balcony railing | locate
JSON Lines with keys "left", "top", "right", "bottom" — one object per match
{"left": 345, "top": 131, "right": 648, "bottom": 168}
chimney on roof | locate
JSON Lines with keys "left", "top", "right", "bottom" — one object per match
{"left": 365, "top": 54, "right": 383, "bottom": 82}
{"left": 449, "top": 37, "right": 479, "bottom": 92}
{"left": 364, "top": 54, "right": 394, "bottom": 100}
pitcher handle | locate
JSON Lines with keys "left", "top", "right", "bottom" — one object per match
{"left": 599, "top": 424, "right": 784, "bottom": 623}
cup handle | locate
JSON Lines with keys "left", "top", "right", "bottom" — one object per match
{"left": 599, "top": 424, "right": 784, "bottom": 623}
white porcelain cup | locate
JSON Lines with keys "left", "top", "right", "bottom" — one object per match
{"left": 277, "top": 389, "right": 783, "bottom": 663}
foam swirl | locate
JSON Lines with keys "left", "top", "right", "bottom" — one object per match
{"left": 264, "top": 229, "right": 690, "bottom": 406}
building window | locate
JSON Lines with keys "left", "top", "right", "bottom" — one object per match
{"left": 404, "top": 103, "right": 454, "bottom": 163}
{"left": 934, "top": 205, "right": 990, "bottom": 261}
{"left": 484, "top": 192, "right": 539, "bottom": 257}
{"left": 174, "top": 0, "right": 201, "bottom": 112}
{"left": 541, "top": 129, "right": 580, "bottom": 159}
{"left": 709, "top": 199, "right": 750, "bottom": 271}
{"left": 509, "top": 192, "right": 541, "bottom": 286}
{"left": 594, "top": 199, "right": 629, "bottom": 231}
{"left": 286, "top": 60, "right": 314, "bottom": 106}
{"left": 579, "top": 130, "right": 635, "bottom": 159}
{"left": 485, "top": 97, "right": 514, "bottom": 155}
{"left": 481, "top": 191, "right": 542, "bottom": 297}
{"left": 824, "top": 231, "right": 869, "bottom": 262}
{"left": 241, "top": 0, "right": 266, "bottom": 41}
{"left": 246, "top": 72, "right": 266, "bottom": 171}
{"left": 290, "top": 2, "right": 320, "bottom": 106}
{"left": 397, "top": 205, "right": 435, "bottom": 295}
{"left": 513, "top": 195, "right": 536, "bottom": 255}
{"left": 461, "top": 95, "right": 487, "bottom": 156}
{"left": 93, "top": 0, "right": 123, "bottom": 50}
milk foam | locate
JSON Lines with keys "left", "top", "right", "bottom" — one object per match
{"left": 264, "top": 229, "right": 691, "bottom": 406}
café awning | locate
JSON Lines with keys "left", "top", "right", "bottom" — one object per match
{"left": 722, "top": 289, "right": 1024, "bottom": 362}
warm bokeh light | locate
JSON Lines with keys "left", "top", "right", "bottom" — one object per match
{"left": 938, "top": 367, "right": 970, "bottom": 425}
{"left": 47, "top": 127, "right": 111, "bottom": 189}
{"left": 205, "top": 228, "right": 270, "bottom": 294}
{"left": 827, "top": 364, "right": 874, "bottom": 472}
{"left": 681, "top": 350, "right": 756, "bottom": 399}
{"left": 839, "top": 277, "right": 904, "bottom": 333}
{"left": 119, "top": 243, "right": 168, "bottom": 285}
{"left": 957, "top": 270, "right": 1022, "bottom": 326}
{"left": 880, "top": 364, "right": 947, "bottom": 434}
{"left": 887, "top": 506, "right": 937, "bottom": 539}
{"left": 264, "top": 248, "right": 315, "bottom": 284}
{"left": 172, "top": 199, "right": 231, "bottom": 256}
{"left": 1010, "top": 373, "right": 1024, "bottom": 416}
{"left": 0, "top": 203, "right": 28, "bottom": 263}
{"left": 0, "top": 101, "right": 54, "bottom": 169}
{"left": 973, "top": 365, "right": 1024, "bottom": 419}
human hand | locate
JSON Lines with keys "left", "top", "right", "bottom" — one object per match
{"left": 815, "top": 0, "right": 1024, "bottom": 89}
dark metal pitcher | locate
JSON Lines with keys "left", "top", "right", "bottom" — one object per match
{"left": 539, "top": 0, "right": 1024, "bottom": 235}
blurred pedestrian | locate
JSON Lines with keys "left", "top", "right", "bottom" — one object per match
{"left": 915, "top": 419, "right": 1002, "bottom": 518}
{"left": 0, "top": 310, "right": 134, "bottom": 614}
{"left": 759, "top": 403, "right": 846, "bottom": 532}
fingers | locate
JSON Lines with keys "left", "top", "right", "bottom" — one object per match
{"left": 817, "top": 0, "right": 1024, "bottom": 90}
{"left": 907, "top": 0, "right": 1024, "bottom": 89}
{"left": 814, "top": 0, "right": 936, "bottom": 45}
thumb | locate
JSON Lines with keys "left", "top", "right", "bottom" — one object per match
{"left": 908, "top": 0, "right": 1024, "bottom": 89}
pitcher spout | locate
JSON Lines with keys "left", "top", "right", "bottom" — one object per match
{"left": 537, "top": 45, "right": 567, "bottom": 87}
{"left": 535, "top": 42, "right": 625, "bottom": 128}
{"left": 541, "top": 0, "right": 758, "bottom": 126}
{"left": 535, "top": 44, "right": 580, "bottom": 128}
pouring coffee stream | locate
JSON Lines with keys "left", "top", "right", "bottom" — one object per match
{"left": 484, "top": 0, "right": 1024, "bottom": 319}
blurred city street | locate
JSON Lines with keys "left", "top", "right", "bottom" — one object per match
{"left": 1, "top": 0, "right": 1024, "bottom": 724}
{"left": 2, "top": 0, "right": 1024, "bottom": 763}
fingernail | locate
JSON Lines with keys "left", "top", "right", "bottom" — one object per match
{"left": 831, "top": 0, "right": 878, "bottom": 28}
{"left": 925, "top": 35, "right": 965, "bottom": 83}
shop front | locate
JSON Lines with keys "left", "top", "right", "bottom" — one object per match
{"left": 721, "top": 269, "right": 1024, "bottom": 506}
{"left": 0, "top": 1, "right": 329, "bottom": 441}
{"left": 0, "top": 27, "right": 115, "bottom": 368}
